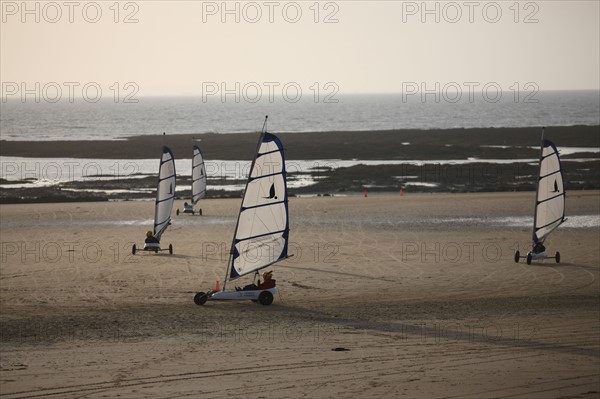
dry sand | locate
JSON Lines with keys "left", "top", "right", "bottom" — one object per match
{"left": 1, "top": 192, "right": 599, "bottom": 398}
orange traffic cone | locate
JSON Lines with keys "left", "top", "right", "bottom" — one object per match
{"left": 215, "top": 280, "right": 220, "bottom": 291}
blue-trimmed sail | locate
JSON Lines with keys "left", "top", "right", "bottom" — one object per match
{"left": 229, "top": 133, "right": 289, "bottom": 279}
{"left": 154, "top": 146, "right": 176, "bottom": 240}
{"left": 533, "top": 139, "right": 565, "bottom": 244}
{"left": 191, "top": 145, "right": 207, "bottom": 204}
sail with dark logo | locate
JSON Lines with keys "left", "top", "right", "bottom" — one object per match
{"left": 533, "top": 137, "right": 566, "bottom": 245}
{"left": 193, "top": 116, "right": 290, "bottom": 306}
{"left": 514, "top": 128, "right": 565, "bottom": 265}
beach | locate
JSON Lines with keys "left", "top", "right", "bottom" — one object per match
{"left": 1, "top": 192, "right": 599, "bottom": 398}
{"left": 3, "top": 0, "right": 599, "bottom": 396}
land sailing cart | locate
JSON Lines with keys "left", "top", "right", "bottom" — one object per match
{"left": 515, "top": 128, "right": 566, "bottom": 265}
{"left": 132, "top": 146, "right": 176, "bottom": 255}
{"left": 194, "top": 116, "right": 290, "bottom": 306}
{"left": 177, "top": 145, "right": 207, "bottom": 216}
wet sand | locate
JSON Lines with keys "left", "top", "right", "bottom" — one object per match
{"left": 1, "top": 126, "right": 599, "bottom": 160}
{"left": 2, "top": 126, "right": 599, "bottom": 203}
{"left": 1, "top": 192, "right": 599, "bottom": 398}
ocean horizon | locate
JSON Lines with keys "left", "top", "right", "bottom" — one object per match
{"left": 1, "top": 90, "right": 599, "bottom": 141}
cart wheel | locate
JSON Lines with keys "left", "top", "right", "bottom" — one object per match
{"left": 169, "top": 244, "right": 173, "bottom": 255}
{"left": 132, "top": 244, "right": 136, "bottom": 255}
{"left": 155, "top": 248, "right": 159, "bottom": 253}
{"left": 514, "top": 250, "right": 520, "bottom": 263}
{"left": 199, "top": 209, "right": 203, "bottom": 216}
{"left": 176, "top": 209, "right": 180, "bottom": 216}
{"left": 194, "top": 292, "right": 208, "bottom": 305}
{"left": 258, "top": 290, "right": 273, "bottom": 306}
{"left": 555, "top": 251, "right": 560, "bottom": 263}
{"left": 526, "top": 253, "right": 532, "bottom": 265}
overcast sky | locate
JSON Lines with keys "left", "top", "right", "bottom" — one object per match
{"left": 1, "top": 1, "right": 599, "bottom": 96}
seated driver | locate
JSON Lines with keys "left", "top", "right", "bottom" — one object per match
{"left": 238, "top": 270, "right": 276, "bottom": 291}
{"left": 258, "top": 270, "right": 276, "bottom": 289}
{"left": 144, "top": 230, "right": 160, "bottom": 244}
{"left": 532, "top": 242, "right": 546, "bottom": 254}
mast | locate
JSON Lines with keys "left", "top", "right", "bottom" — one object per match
{"left": 531, "top": 127, "right": 545, "bottom": 245}
{"left": 222, "top": 116, "right": 269, "bottom": 290}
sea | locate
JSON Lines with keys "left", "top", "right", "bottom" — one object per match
{"left": 1, "top": 90, "right": 598, "bottom": 198}
{"left": 1, "top": 91, "right": 599, "bottom": 141}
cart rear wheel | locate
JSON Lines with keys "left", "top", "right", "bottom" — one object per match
{"left": 194, "top": 292, "right": 208, "bottom": 305}
{"left": 169, "top": 244, "right": 173, "bottom": 255}
{"left": 514, "top": 250, "right": 520, "bottom": 263}
{"left": 132, "top": 244, "right": 136, "bottom": 255}
{"left": 199, "top": 209, "right": 203, "bottom": 216}
{"left": 258, "top": 291, "right": 273, "bottom": 306}
{"left": 555, "top": 251, "right": 560, "bottom": 263}
{"left": 526, "top": 253, "right": 532, "bottom": 265}
{"left": 176, "top": 209, "right": 180, "bottom": 216}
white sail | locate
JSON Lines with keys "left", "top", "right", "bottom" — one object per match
{"left": 533, "top": 139, "right": 565, "bottom": 244}
{"left": 228, "top": 132, "right": 289, "bottom": 280}
{"left": 154, "top": 146, "right": 176, "bottom": 240}
{"left": 191, "top": 145, "right": 207, "bottom": 204}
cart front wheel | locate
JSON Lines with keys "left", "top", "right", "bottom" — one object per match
{"left": 194, "top": 292, "right": 208, "bottom": 305}
{"left": 258, "top": 291, "right": 274, "bottom": 306}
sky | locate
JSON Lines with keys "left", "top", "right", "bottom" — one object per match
{"left": 1, "top": 0, "right": 599, "bottom": 97}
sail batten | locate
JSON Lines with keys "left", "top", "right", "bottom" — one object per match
{"left": 235, "top": 229, "right": 288, "bottom": 244}
{"left": 227, "top": 132, "right": 289, "bottom": 281}
{"left": 537, "top": 217, "right": 564, "bottom": 230}
{"left": 257, "top": 149, "right": 283, "bottom": 157}
{"left": 154, "top": 146, "right": 176, "bottom": 240}
{"left": 539, "top": 170, "right": 561, "bottom": 180}
{"left": 532, "top": 138, "right": 565, "bottom": 244}
{"left": 537, "top": 192, "right": 564, "bottom": 205}
{"left": 242, "top": 199, "right": 287, "bottom": 211}
{"left": 249, "top": 171, "right": 283, "bottom": 181}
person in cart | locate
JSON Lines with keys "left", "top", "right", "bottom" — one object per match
{"left": 144, "top": 230, "right": 160, "bottom": 245}
{"left": 237, "top": 270, "right": 276, "bottom": 291}
{"left": 532, "top": 241, "right": 546, "bottom": 254}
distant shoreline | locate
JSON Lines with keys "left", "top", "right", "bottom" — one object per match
{"left": 1, "top": 125, "right": 598, "bottom": 160}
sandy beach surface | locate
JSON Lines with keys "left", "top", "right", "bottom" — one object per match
{"left": 1, "top": 192, "right": 599, "bottom": 398}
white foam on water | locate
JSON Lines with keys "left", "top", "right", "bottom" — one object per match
{"left": 428, "top": 215, "right": 599, "bottom": 229}
{"left": 482, "top": 145, "right": 600, "bottom": 155}
{"left": 404, "top": 182, "right": 439, "bottom": 188}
